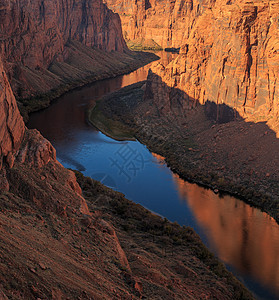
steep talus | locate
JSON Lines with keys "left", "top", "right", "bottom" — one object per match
{"left": 0, "top": 53, "right": 252, "bottom": 299}
{"left": 147, "top": 0, "right": 279, "bottom": 131}
{"left": 0, "top": 0, "right": 131, "bottom": 101}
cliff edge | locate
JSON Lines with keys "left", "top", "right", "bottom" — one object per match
{"left": 147, "top": 0, "right": 279, "bottom": 131}
{"left": 0, "top": 53, "right": 252, "bottom": 299}
{"left": 0, "top": 0, "right": 156, "bottom": 109}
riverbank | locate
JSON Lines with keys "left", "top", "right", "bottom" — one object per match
{"left": 88, "top": 82, "right": 146, "bottom": 141}
{"left": 74, "top": 171, "right": 253, "bottom": 299}
{"left": 88, "top": 81, "right": 279, "bottom": 224}
{"left": 126, "top": 38, "right": 163, "bottom": 51}
{"left": 17, "top": 44, "right": 158, "bottom": 122}
{"left": 0, "top": 134, "right": 253, "bottom": 298}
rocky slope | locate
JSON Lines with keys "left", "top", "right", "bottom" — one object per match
{"left": 104, "top": 0, "right": 211, "bottom": 49}
{"left": 0, "top": 58, "right": 25, "bottom": 173}
{"left": 88, "top": 79, "right": 279, "bottom": 222}
{"left": 0, "top": 0, "right": 156, "bottom": 110}
{"left": 104, "top": 0, "right": 279, "bottom": 130}
{"left": 0, "top": 54, "right": 252, "bottom": 298}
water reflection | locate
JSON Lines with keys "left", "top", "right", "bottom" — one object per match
{"left": 173, "top": 173, "right": 279, "bottom": 295}
{"left": 28, "top": 51, "right": 279, "bottom": 299}
{"left": 28, "top": 51, "right": 176, "bottom": 146}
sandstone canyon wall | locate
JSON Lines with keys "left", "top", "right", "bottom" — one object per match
{"left": 0, "top": 54, "right": 250, "bottom": 300}
{"left": 146, "top": 0, "right": 279, "bottom": 132}
{"left": 0, "top": 0, "right": 127, "bottom": 100}
{"left": 0, "top": 58, "right": 25, "bottom": 167}
{"left": 104, "top": 0, "right": 213, "bottom": 49}
{"left": 0, "top": 1, "right": 254, "bottom": 298}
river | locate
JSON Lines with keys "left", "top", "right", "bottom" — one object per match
{"left": 27, "top": 51, "right": 279, "bottom": 300}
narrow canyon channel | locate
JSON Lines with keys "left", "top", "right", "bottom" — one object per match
{"left": 28, "top": 52, "right": 279, "bottom": 300}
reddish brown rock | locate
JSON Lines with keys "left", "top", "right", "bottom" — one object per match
{"left": 146, "top": 0, "right": 279, "bottom": 133}
{"left": 104, "top": 0, "right": 211, "bottom": 49}
{"left": 0, "top": 53, "right": 252, "bottom": 299}
{"left": 0, "top": 0, "right": 127, "bottom": 98}
{"left": 0, "top": 289, "right": 8, "bottom": 300}
{"left": 0, "top": 45, "right": 87, "bottom": 213}
{"left": 0, "top": 59, "right": 25, "bottom": 168}
{"left": 0, "top": 81, "right": 252, "bottom": 298}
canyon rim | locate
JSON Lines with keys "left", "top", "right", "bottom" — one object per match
{"left": 0, "top": 0, "right": 278, "bottom": 299}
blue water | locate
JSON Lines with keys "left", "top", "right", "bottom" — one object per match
{"left": 59, "top": 134, "right": 204, "bottom": 234}
{"left": 28, "top": 55, "right": 279, "bottom": 300}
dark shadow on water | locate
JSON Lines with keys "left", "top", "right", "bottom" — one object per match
{"left": 28, "top": 59, "right": 279, "bottom": 300}
{"left": 58, "top": 153, "right": 86, "bottom": 172}
{"left": 144, "top": 71, "right": 279, "bottom": 299}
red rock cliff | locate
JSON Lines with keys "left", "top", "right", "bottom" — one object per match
{"left": 0, "top": 52, "right": 251, "bottom": 300}
{"left": 0, "top": 54, "right": 88, "bottom": 214}
{"left": 104, "top": 0, "right": 212, "bottom": 49}
{"left": 0, "top": 0, "right": 127, "bottom": 98}
{"left": 146, "top": 0, "right": 279, "bottom": 132}
{"left": 0, "top": 58, "right": 25, "bottom": 168}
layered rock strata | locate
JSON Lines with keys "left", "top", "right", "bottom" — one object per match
{"left": 104, "top": 0, "right": 211, "bottom": 49}
{"left": 147, "top": 0, "right": 279, "bottom": 131}
{"left": 103, "top": 0, "right": 279, "bottom": 129}
{"left": 0, "top": 54, "right": 252, "bottom": 299}
{"left": 0, "top": 59, "right": 25, "bottom": 168}
{"left": 0, "top": 0, "right": 134, "bottom": 101}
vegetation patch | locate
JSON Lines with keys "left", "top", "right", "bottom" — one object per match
{"left": 127, "top": 38, "right": 163, "bottom": 51}
{"left": 88, "top": 81, "right": 146, "bottom": 141}
{"left": 74, "top": 170, "right": 254, "bottom": 299}
{"left": 89, "top": 101, "right": 136, "bottom": 141}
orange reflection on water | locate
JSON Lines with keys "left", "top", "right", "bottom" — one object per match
{"left": 151, "top": 152, "right": 165, "bottom": 163}
{"left": 173, "top": 174, "right": 279, "bottom": 293}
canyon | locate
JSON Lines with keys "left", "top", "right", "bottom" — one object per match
{"left": 0, "top": 0, "right": 278, "bottom": 298}
{"left": 104, "top": 0, "right": 279, "bottom": 130}
{"left": 93, "top": 0, "right": 279, "bottom": 220}
{"left": 146, "top": 0, "right": 279, "bottom": 131}
{"left": 144, "top": 0, "right": 279, "bottom": 217}
{"left": 0, "top": 48, "right": 251, "bottom": 299}
{"left": 0, "top": 0, "right": 156, "bottom": 120}
{"left": 0, "top": 0, "right": 254, "bottom": 298}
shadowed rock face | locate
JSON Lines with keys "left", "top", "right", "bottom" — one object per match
{"left": 145, "top": 0, "right": 279, "bottom": 132}
{"left": 0, "top": 0, "right": 126, "bottom": 98}
{"left": 0, "top": 54, "right": 87, "bottom": 213}
{"left": 0, "top": 59, "right": 25, "bottom": 168}
{"left": 0, "top": 48, "right": 251, "bottom": 300}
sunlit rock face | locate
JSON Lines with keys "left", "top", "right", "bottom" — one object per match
{"left": 104, "top": 0, "right": 212, "bottom": 49}
{"left": 144, "top": 0, "right": 279, "bottom": 132}
{"left": 0, "top": 0, "right": 126, "bottom": 98}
